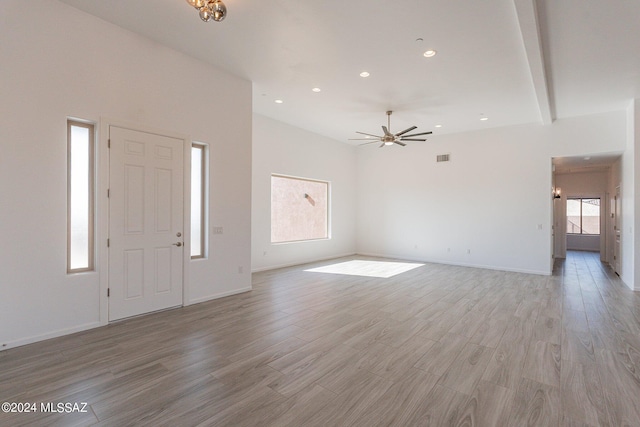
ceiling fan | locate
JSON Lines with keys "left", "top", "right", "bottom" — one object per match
{"left": 350, "top": 110, "right": 432, "bottom": 147}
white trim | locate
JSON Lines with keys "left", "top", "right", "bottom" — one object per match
{"left": 188, "top": 287, "right": 252, "bottom": 305}
{"left": 1, "top": 322, "right": 104, "bottom": 352}
{"left": 251, "top": 252, "right": 357, "bottom": 273}
{"left": 355, "top": 252, "right": 552, "bottom": 276}
{"left": 98, "top": 119, "right": 109, "bottom": 325}
{"left": 513, "top": 0, "right": 554, "bottom": 125}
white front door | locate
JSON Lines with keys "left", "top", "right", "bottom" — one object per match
{"left": 108, "top": 126, "right": 184, "bottom": 321}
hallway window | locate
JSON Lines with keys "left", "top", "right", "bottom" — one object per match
{"left": 567, "top": 198, "right": 600, "bottom": 235}
{"left": 67, "top": 120, "right": 95, "bottom": 272}
{"left": 271, "top": 174, "right": 329, "bottom": 243}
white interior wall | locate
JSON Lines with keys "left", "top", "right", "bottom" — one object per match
{"left": 565, "top": 235, "right": 600, "bottom": 252}
{"left": 633, "top": 100, "right": 640, "bottom": 290}
{"left": 251, "top": 114, "right": 357, "bottom": 272}
{"left": 2, "top": 2, "right": 637, "bottom": 351}
{"left": 0, "top": 1, "right": 252, "bottom": 349}
{"left": 356, "top": 112, "right": 627, "bottom": 275}
{"left": 618, "top": 101, "right": 637, "bottom": 290}
{"left": 610, "top": 159, "right": 622, "bottom": 267}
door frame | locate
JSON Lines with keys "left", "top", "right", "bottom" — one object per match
{"left": 562, "top": 192, "right": 606, "bottom": 257}
{"left": 614, "top": 185, "right": 622, "bottom": 275}
{"left": 98, "top": 118, "right": 192, "bottom": 324}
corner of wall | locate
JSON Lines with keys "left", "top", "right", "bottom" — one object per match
{"left": 621, "top": 99, "right": 638, "bottom": 290}
{"left": 633, "top": 99, "right": 640, "bottom": 290}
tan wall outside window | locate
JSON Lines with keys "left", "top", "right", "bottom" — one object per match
{"left": 271, "top": 175, "right": 329, "bottom": 243}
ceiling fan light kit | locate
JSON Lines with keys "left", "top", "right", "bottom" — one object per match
{"left": 350, "top": 111, "right": 432, "bottom": 148}
{"left": 186, "top": 0, "right": 227, "bottom": 22}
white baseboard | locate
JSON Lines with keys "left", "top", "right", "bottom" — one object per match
{"left": 1, "top": 321, "right": 104, "bottom": 352}
{"left": 187, "top": 286, "right": 252, "bottom": 305}
{"left": 2, "top": 253, "right": 551, "bottom": 353}
{"left": 355, "top": 251, "right": 551, "bottom": 276}
{"left": 2, "top": 287, "right": 255, "bottom": 352}
{"left": 251, "top": 252, "right": 357, "bottom": 273}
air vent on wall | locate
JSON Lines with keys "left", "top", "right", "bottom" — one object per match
{"left": 436, "top": 154, "right": 450, "bottom": 162}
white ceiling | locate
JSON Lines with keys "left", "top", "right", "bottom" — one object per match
{"left": 58, "top": 0, "right": 640, "bottom": 148}
{"left": 553, "top": 154, "right": 622, "bottom": 174}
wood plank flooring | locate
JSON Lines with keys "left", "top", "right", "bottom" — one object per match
{"left": 1, "top": 251, "right": 639, "bottom": 426}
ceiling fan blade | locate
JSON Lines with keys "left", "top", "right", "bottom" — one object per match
{"left": 382, "top": 126, "right": 392, "bottom": 136}
{"left": 356, "top": 131, "right": 383, "bottom": 138}
{"left": 359, "top": 141, "right": 380, "bottom": 146}
{"left": 394, "top": 141, "right": 407, "bottom": 146}
{"left": 399, "top": 138, "right": 426, "bottom": 141}
{"left": 401, "top": 131, "right": 432, "bottom": 138}
{"left": 349, "top": 138, "right": 379, "bottom": 140}
{"left": 394, "top": 126, "right": 417, "bottom": 137}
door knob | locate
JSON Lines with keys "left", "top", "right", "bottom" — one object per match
{"left": 172, "top": 242, "right": 183, "bottom": 247}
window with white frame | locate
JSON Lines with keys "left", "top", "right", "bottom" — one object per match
{"left": 67, "top": 120, "right": 95, "bottom": 272}
{"left": 566, "top": 198, "right": 600, "bottom": 235}
{"left": 271, "top": 174, "right": 329, "bottom": 243}
{"left": 191, "top": 143, "right": 207, "bottom": 258}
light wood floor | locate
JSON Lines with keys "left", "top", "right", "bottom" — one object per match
{"left": 1, "top": 251, "right": 639, "bottom": 426}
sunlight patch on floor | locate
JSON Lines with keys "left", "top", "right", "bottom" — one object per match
{"left": 305, "top": 260, "right": 424, "bottom": 278}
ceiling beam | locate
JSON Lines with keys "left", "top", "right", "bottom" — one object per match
{"left": 514, "top": 0, "right": 554, "bottom": 125}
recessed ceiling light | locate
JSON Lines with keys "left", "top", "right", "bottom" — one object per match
{"left": 480, "top": 117, "right": 488, "bottom": 121}
{"left": 423, "top": 49, "right": 437, "bottom": 58}
{"left": 435, "top": 124, "right": 443, "bottom": 128}
{"left": 584, "top": 156, "right": 591, "bottom": 160}
{"left": 275, "top": 99, "right": 283, "bottom": 104}
{"left": 312, "top": 87, "right": 321, "bottom": 93}
{"left": 360, "top": 71, "right": 370, "bottom": 78}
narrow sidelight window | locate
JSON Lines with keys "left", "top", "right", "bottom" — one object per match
{"left": 191, "top": 143, "right": 207, "bottom": 259}
{"left": 67, "top": 120, "right": 95, "bottom": 272}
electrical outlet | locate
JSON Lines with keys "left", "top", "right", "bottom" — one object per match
{"left": 212, "top": 227, "right": 223, "bottom": 235}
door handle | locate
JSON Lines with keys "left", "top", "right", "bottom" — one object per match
{"left": 172, "top": 242, "right": 183, "bottom": 247}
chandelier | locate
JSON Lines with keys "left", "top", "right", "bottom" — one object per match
{"left": 186, "top": 0, "right": 227, "bottom": 22}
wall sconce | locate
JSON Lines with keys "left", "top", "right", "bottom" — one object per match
{"left": 553, "top": 187, "right": 561, "bottom": 199}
